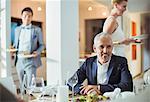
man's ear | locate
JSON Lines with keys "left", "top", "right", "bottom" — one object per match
{"left": 93, "top": 45, "right": 96, "bottom": 53}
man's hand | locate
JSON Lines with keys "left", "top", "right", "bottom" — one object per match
{"left": 80, "top": 85, "right": 100, "bottom": 95}
{"left": 121, "top": 38, "right": 134, "bottom": 45}
{"left": 32, "top": 51, "right": 38, "bottom": 57}
{"left": 121, "top": 38, "right": 142, "bottom": 45}
{"left": 17, "top": 97, "right": 25, "bottom": 102}
{"left": 9, "top": 46, "right": 15, "bottom": 59}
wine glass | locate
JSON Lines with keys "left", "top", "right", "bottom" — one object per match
{"left": 29, "top": 77, "right": 45, "bottom": 101}
{"left": 147, "top": 75, "right": 150, "bottom": 85}
{"left": 67, "top": 73, "right": 78, "bottom": 101}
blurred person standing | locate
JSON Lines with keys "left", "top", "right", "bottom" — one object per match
{"left": 103, "top": 0, "right": 140, "bottom": 57}
{"left": 12, "top": 7, "right": 44, "bottom": 88}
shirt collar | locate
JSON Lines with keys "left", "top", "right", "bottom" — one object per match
{"left": 21, "top": 24, "right": 32, "bottom": 29}
{"left": 97, "top": 56, "right": 111, "bottom": 67}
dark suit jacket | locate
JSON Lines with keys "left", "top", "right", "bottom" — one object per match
{"left": 74, "top": 54, "right": 133, "bottom": 94}
{"left": 0, "top": 84, "right": 17, "bottom": 102}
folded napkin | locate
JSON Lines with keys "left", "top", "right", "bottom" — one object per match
{"left": 103, "top": 88, "right": 135, "bottom": 100}
{"left": 103, "top": 88, "right": 121, "bottom": 100}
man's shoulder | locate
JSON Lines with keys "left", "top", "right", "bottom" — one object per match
{"left": 31, "top": 25, "right": 41, "bottom": 30}
{"left": 86, "top": 56, "right": 97, "bottom": 62}
{"left": 15, "top": 25, "right": 21, "bottom": 30}
{"left": 112, "top": 54, "right": 127, "bottom": 62}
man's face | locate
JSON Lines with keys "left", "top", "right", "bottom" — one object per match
{"left": 93, "top": 35, "right": 113, "bottom": 64}
{"left": 21, "top": 11, "right": 33, "bottom": 25}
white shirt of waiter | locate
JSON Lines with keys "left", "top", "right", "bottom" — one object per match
{"left": 18, "top": 24, "right": 32, "bottom": 56}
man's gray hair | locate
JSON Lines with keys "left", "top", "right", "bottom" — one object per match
{"left": 94, "top": 32, "right": 110, "bottom": 45}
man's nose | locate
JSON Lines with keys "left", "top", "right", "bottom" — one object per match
{"left": 25, "top": 16, "right": 30, "bottom": 20}
{"left": 103, "top": 47, "right": 107, "bottom": 53}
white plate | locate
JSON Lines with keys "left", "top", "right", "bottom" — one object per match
{"left": 18, "top": 54, "right": 34, "bottom": 58}
{"left": 6, "top": 49, "right": 18, "bottom": 52}
{"left": 131, "top": 34, "right": 148, "bottom": 40}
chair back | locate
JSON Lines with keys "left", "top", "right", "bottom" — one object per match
{"left": 0, "top": 76, "right": 17, "bottom": 95}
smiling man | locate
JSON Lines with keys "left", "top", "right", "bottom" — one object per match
{"left": 68, "top": 32, "right": 133, "bottom": 95}
{"left": 13, "top": 7, "right": 44, "bottom": 88}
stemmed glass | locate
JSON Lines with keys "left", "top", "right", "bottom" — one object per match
{"left": 67, "top": 73, "right": 78, "bottom": 102}
{"left": 28, "top": 77, "right": 45, "bottom": 101}
{"left": 147, "top": 75, "right": 150, "bottom": 85}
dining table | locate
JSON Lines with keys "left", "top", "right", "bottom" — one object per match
{"left": 26, "top": 92, "right": 109, "bottom": 102}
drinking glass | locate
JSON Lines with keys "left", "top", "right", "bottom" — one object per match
{"left": 28, "top": 77, "right": 45, "bottom": 101}
{"left": 67, "top": 73, "right": 78, "bottom": 101}
{"left": 147, "top": 75, "right": 150, "bottom": 85}
{"left": 45, "top": 85, "right": 57, "bottom": 102}
{"left": 134, "top": 84, "right": 144, "bottom": 95}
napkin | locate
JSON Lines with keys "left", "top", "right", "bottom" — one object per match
{"left": 103, "top": 88, "right": 135, "bottom": 100}
{"left": 103, "top": 88, "right": 121, "bottom": 100}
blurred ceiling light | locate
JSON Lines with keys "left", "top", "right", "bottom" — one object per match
{"left": 30, "top": 0, "right": 44, "bottom": 2}
{"left": 88, "top": 6, "right": 92, "bottom": 11}
{"left": 37, "top": 7, "right": 42, "bottom": 11}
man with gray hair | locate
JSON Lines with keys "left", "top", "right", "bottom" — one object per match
{"left": 68, "top": 32, "right": 133, "bottom": 95}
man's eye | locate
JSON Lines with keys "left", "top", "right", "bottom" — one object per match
{"left": 99, "top": 46, "right": 104, "bottom": 49}
{"left": 107, "top": 45, "right": 111, "bottom": 48}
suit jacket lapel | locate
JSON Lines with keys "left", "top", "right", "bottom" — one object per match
{"left": 92, "top": 59, "right": 98, "bottom": 84}
{"left": 107, "top": 55, "right": 115, "bottom": 81}
{"left": 15, "top": 27, "right": 21, "bottom": 48}
{"left": 31, "top": 25, "right": 35, "bottom": 40}
{"left": 30, "top": 25, "right": 35, "bottom": 52}
{"left": 14, "top": 26, "right": 21, "bottom": 66}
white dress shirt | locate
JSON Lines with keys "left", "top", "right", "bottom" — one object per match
{"left": 18, "top": 24, "right": 32, "bottom": 54}
{"left": 97, "top": 58, "right": 111, "bottom": 85}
